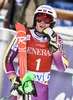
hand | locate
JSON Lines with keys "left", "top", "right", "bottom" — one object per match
{"left": 42, "top": 28, "right": 58, "bottom": 53}
{"left": 10, "top": 77, "right": 23, "bottom": 96}
{"left": 17, "top": 20, "right": 27, "bottom": 28}
{"left": 22, "top": 72, "right": 37, "bottom": 96}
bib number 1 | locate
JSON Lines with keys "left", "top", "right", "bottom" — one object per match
{"left": 36, "top": 59, "right": 41, "bottom": 71}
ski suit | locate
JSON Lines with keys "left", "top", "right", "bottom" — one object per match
{"left": 3, "top": 28, "right": 68, "bottom": 100}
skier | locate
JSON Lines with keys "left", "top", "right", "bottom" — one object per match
{"left": 3, "top": 5, "right": 68, "bottom": 100}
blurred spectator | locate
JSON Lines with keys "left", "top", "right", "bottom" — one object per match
{"left": 4, "top": 0, "right": 45, "bottom": 30}
{"left": 4, "top": 0, "right": 30, "bottom": 29}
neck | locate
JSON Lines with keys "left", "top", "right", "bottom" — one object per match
{"left": 34, "top": 28, "right": 44, "bottom": 37}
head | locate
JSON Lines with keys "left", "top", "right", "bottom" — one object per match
{"left": 33, "top": 5, "right": 57, "bottom": 33}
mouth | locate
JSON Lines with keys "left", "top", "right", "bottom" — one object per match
{"left": 39, "top": 25, "right": 45, "bottom": 29}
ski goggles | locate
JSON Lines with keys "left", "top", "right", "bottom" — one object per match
{"left": 36, "top": 13, "right": 53, "bottom": 24}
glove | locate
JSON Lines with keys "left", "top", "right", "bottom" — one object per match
{"left": 10, "top": 77, "right": 23, "bottom": 96}
{"left": 10, "top": 73, "right": 37, "bottom": 96}
{"left": 17, "top": 20, "right": 27, "bottom": 28}
{"left": 42, "top": 28, "right": 58, "bottom": 53}
{"left": 22, "top": 72, "right": 37, "bottom": 96}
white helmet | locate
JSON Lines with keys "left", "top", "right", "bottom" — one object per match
{"left": 34, "top": 5, "right": 57, "bottom": 23}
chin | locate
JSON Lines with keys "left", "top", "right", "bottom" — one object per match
{"left": 36, "top": 26, "right": 43, "bottom": 33}
{"left": 39, "top": 30, "right": 42, "bottom": 33}
{"left": 38, "top": 28, "right": 43, "bottom": 33}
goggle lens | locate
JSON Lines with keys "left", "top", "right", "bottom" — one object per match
{"left": 36, "top": 13, "right": 53, "bottom": 24}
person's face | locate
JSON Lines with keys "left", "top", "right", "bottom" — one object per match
{"left": 35, "top": 13, "right": 53, "bottom": 33}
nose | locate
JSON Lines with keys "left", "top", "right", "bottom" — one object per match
{"left": 40, "top": 20, "right": 45, "bottom": 24}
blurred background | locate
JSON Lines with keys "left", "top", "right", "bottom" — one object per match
{"left": 0, "top": 0, "right": 73, "bottom": 100}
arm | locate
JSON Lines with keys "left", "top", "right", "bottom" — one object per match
{"left": 3, "top": 35, "right": 22, "bottom": 96}
{"left": 3, "top": 35, "right": 18, "bottom": 79}
{"left": 52, "top": 35, "right": 68, "bottom": 72}
{"left": 42, "top": 28, "right": 69, "bottom": 72}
